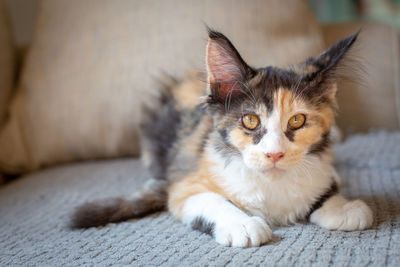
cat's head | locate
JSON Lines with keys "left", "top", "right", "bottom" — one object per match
{"left": 206, "top": 29, "right": 357, "bottom": 175}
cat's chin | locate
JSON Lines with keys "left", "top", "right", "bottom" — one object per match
{"left": 260, "top": 166, "right": 287, "bottom": 177}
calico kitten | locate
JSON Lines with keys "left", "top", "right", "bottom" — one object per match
{"left": 72, "top": 29, "right": 373, "bottom": 247}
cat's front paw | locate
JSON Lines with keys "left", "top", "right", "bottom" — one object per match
{"left": 311, "top": 198, "right": 373, "bottom": 231}
{"left": 215, "top": 216, "right": 272, "bottom": 247}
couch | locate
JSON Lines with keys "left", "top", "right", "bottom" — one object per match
{"left": 0, "top": 1, "right": 399, "bottom": 266}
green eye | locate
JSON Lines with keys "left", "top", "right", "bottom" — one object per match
{"left": 288, "top": 114, "right": 306, "bottom": 129}
{"left": 242, "top": 114, "right": 260, "bottom": 130}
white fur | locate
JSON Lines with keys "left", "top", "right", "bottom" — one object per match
{"left": 182, "top": 192, "right": 272, "bottom": 247}
{"left": 330, "top": 125, "right": 343, "bottom": 144}
{"left": 258, "top": 109, "right": 288, "bottom": 155}
{"left": 310, "top": 195, "right": 373, "bottom": 231}
{"left": 209, "top": 147, "right": 335, "bottom": 225}
{"left": 240, "top": 107, "right": 311, "bottom": 172}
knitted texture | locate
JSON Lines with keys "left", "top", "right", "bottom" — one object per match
{"left": 0, "top": 131, "right": 399, "bottom": 266}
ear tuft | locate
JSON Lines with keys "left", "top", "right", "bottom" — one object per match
{"left": 315, "top": 31, "right": 359, "bottom": 75}
{"left": 207, "top": 28, "right": 228, "bottom": 40}
{"left": 298, "top": 30, "right": 360, "bottom": 101}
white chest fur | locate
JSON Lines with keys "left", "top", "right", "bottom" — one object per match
{"left": 209, "top": 149, "right": 336, "bottom": 225}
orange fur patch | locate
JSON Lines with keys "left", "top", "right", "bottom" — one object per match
{"left": 168, "top": 151, "right": 251, "bottom": 220}
{"left": 168, "top": 156, "right": 225, "bottom": 219}
{"left": 272, "top": 88, "right": 334, "bottom": 161}
{"left": 174, "top": 71, "right": 206, "bottom": 110}
{"left": 274, "top": 89, "right": 295, "bottom": 114}
{"left": 229, "top": 128, "right": 252, "bottom": 149}
{"left": 317, "top": 106, "right": 335, "bottom": 132}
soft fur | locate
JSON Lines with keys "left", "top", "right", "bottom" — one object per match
{"left": 71, "top": 29, "right": 373, "bottom": 247}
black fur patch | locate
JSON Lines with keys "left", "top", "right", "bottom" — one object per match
{"left": 219, "top": 129, "right": 228, "bottom": 140}
{"left": 71, "top": 187, "right": 167, "bottom": 229}
{"left": 191, "top": 216, "right": 215, "bottom": 236}
{"left": 141, "top": 97, "right": 181, "bottom": 180}
{"left": 306, "top": 182, "right": 339, "bottom": 220}
{"left": 284, "top": 127, "right": 295, "bottom": 142}
{"left": 190, "top": 104, "right": 206, "bottom": 127}
{"left": 71, "top": 198, "right": 132, "bottom": 228}
{"left": 252, "top": 127, "right": 267, "bottom": 144}
{"left": 308, "top": 132, "right": 330, "bottom": 155}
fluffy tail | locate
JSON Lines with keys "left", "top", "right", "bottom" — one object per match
{"left": 71, "top": 179, "right": 167, "bottom": 228}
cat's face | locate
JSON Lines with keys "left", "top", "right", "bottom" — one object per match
{"left": 206, "top": 29, "right": 357, "bottom": 175}
{"left": 214, "top": 76, "right": 334, "bottom": 175}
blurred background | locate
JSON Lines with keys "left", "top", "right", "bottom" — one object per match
{"left": 309, "top": 0, "right": 400, "bottom": 26}
{"left": 4, "top": 0, "right": 400, "bottom": 47}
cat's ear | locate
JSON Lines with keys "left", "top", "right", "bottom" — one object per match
{"left": 206, "top": 29, "right": 254, "bottom": 103}
{"left": 301, "top": 31, "right": 359, "bottom": 101}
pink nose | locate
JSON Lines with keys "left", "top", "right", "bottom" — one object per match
{"left": 265, "top": 152, "right": 284, "bottom": 163}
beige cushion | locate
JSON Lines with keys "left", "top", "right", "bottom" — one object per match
{"left": 0, "top": 0, "right": 324, "bottom": 174}
{"left": 0, "top": 0, "right": 15, "bottom": 184}
{"left": 0, "top": 1, "right": 14, "bottom": 127}
{"left": 322, "top": 23, "right": 400, "bottom": 133}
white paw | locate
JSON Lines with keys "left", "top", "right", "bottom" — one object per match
{"left": 311, "top": 199, "right": 373, "bottom": 231}
{"left": 214, "top": 216, "right": 272, "bottom": 247}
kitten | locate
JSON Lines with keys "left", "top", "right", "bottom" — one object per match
{"left": 71, "top": 29, "right": 373, "bottom": 247}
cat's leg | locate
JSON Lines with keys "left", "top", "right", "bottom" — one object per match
{"left": 310, "top": 194, "right": 373, "bottom": 231}
{"left": 168, "top": 181, "right": 272, "bottom": 247}
{"left": 183, "top": 192, "right": 272, "bottom": 247}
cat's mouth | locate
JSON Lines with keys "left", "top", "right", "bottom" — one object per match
{"left": 262, "top": 165, "right": 286, "bottom": 175}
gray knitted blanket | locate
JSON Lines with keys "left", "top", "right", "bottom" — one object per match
{"left": 1, "top": 131, "right": 399, "bottom": 266}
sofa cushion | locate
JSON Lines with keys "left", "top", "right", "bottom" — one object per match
{"left": 322, "top": 23, "right": 400, "bottom": 133}
{"left": 0, "top": 1, "right": 15, "bottom": 184}
{"left": 0, "top": 131, "right": 399, "bottom": 265}
{"left": 0, "top": 0, "right": 324, "bottom": 174}
{"left": 0, "top": 1, "right": 15, "bottom": 127}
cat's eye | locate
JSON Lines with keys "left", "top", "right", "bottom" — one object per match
{"left": 242, "top": 114, "right": 260, "bottom": 130}
{"left": 288, "top": 114, "right": 306, "bottom": 129}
